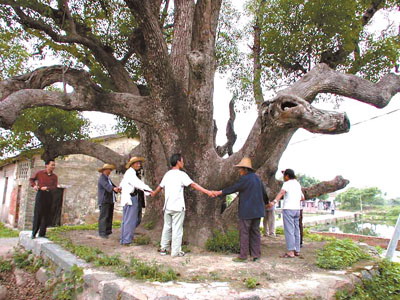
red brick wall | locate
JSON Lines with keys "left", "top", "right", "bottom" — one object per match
{"left": 310, "top": 231, "right": 400, "bottom": 250}
{"left": 8, "top": 186, "right": 18, "bottom": 216}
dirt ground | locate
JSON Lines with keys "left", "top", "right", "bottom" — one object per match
{"left": 65, "top": 227, "right": 331, "bottom": 289}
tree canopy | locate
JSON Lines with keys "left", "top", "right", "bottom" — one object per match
{"left": 335, "top": 187, "right": 385, "bottom": 210}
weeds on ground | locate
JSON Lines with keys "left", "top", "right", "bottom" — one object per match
{"left": 275, "top": 227, "right": 284, "bottom": 235}
{"left": 47, "top": 224, "right": 179, "bottom": 282}
{"left": 0, "top": 257, "right": 12, "bottom": 272}
{"left": 336, "top": 260, "right": 400, "bottom": 299}
{"left": 0, "top": 222, "right": 19, "bottom": 238}
{"left": 93, "top": 254, "right": 123, "bottom": 267}
{"left": 303, "top": 228, "right": 336, "bottom": 242}
{"left": 116, "top": 257, "right": 178, "bottom": 282}
{"left": 12, "top": 248, "right": 45, "bottom": 272}
{"left": 205, "top": 229, "right": 240, "bottom": 254}
{"left": 134, "top": 235, "right": 151, "bottom": 245}
{"left": 143, "top": 221, "right": 155, "bottom": 230}
{"left": 52, "top": 265, "right": 84, "bottom": 300}
{"left": 316, "top": 239, "right": 370, "bottom": 269}
{"left": 244, "top": 277, "right": 259, "bottom": 289}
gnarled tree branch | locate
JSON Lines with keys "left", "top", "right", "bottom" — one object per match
{"left": 41, "top": 139, "right": 128, "bottom": 172}
{"left": 216, "top": 98, "right": 237, "bottom": 157}
{"left": 262, "top": 94, "right": 350, "bottom": 134}
{"left": 303, "top": 176, "right": 350, "bottom": 199}
{"left": 0, "top": 87, "right": 153, "bottom": 129}
{"left": 286, "top": 63, "right": 400, "bottom": 107}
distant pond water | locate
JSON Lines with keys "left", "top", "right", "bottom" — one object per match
{"left": 312, "top": 220, "right": 396, "bottom": 239}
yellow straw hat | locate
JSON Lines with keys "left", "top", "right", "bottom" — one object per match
{"left": 234, "top": 157, "right": 254, "bottom": 171}
{"left": 97, "top": 163, "right": 116, "bottom": 172}
{"left": 125, "top": 156, "right": 145, "bottom": 169}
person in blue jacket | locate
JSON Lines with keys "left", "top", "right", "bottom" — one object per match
{"left": 214, "top": 157, "right": 269, "bottom": 262}
{"left": 97, "top": 163, "right": 121, "bottom": 239}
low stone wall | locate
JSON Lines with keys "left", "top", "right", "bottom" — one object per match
{"left": 18, "top": 231, "right": 383, "bottom": 300}
{"left": 310, "top": 231, "right": 400, "bottom": 251}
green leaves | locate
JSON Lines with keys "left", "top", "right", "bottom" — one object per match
{"left": 0, "top": 26, "right": 30, "bottom": 80}
{"left": 316, "top": 238, "right": 369, "bottom": 269}
{"left": 335, "top": 187, "right": 384, "bottom": 210}
{"left": 0, "top": 106, "right": 90, "bottom": 160}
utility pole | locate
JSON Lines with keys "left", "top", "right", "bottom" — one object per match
{"left": 386, "top": 214, "right": 400, "bottom": 261}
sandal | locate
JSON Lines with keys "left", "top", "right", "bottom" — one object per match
{"left": 294, "top": 251, "right": 300, "bottom": 256}
{"left": 280, "top": 253, "right": 295, "bottom": 258}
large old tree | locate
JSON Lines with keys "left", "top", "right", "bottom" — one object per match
{"left": 0, "top": 0, "right": 399, "bottom": 245}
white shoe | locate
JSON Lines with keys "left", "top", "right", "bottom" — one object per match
{"left": 172, "top": 251, "right": 185, "bottom": 257}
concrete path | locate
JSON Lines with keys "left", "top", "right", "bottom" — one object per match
{"left": 0, "top": 237, "right": 18, "bottom": 258}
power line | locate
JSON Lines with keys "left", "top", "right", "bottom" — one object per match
{"left": 289, "top": 107, "right": 400, "bottom": 146}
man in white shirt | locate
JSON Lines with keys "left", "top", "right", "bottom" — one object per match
{"left": 119, "top": 157, "right": 153, "bottom": 246}
{"left": 270, "top": 168, "right": 305, "bottom": 258}
{"left": 152, "top": 153, "right": 213, "bottom": 257}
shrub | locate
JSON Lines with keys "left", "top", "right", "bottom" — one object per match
{"left": 316, "top": 239, "right": 370, "bottom": 270}
{"left": 205, "top": 229, "right": 240, "bottom": 254}
{"left": 336, "top": 260, "right": 400, "bottom": 299}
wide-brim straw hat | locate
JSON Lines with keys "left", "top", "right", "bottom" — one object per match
{"left": 125, "top": 156, "right": 145, "bottom": 169}
{"left": 234, "top": 157, "right": 254, "bottom": 171}
{"left": 97, "top": 163, "right": 116, "bottom": 172}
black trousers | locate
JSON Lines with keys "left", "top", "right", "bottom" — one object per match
{"left": 32, "top": 191, "right": 53, "bottom": 237}
{"left": 98, "top": 203, "right": 114, "bottom": 236}
{"left": 239, "top": 218, "right": 261, "bottom": 259}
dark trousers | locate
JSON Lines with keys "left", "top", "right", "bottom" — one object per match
{"left": 239, "top": 218, "right": 261, "bottom": 259}
{"left": 299, "top": 209, "right": 303, "bottom": 246}
{"left": 98, "top": 203, "right": 114, "bottom": 237}
{"left": 32, "top": 191, "right": 52, "bottom": 237}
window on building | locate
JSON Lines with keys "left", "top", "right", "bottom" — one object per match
{"left": 17, "top": 161, "right": 30, "bottom": 179}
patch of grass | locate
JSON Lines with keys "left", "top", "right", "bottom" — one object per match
{"left": 116, "top": 257, "right": 178, "bottom": 282}
{"left": 47, "top": 223, "right": 178, "bottom": 282}
{"left": 336, "top": 260, "right": 400, "bottom": 299}
{"left": 303, "top": 228, "right": 336, "bottom": 242}
{"left": 13, "top": 248, "right": 32, "bottom": 269}
{"left": 205, "top": 229, "right": 240, "bottom": 254}
{"left": 375, "top": 246, "right": 384, "bottom": 255}
{"left": 316, "top": 239, "right": 370, "bottom": 270}
{"left": 0, "top": 222, "right": 19, "bottom": 237}
{"left": 134, "top": 235, "right": 151, "bottom": 245}
{"left": 244, "top": 277, "right": 259, "bottom": 289}
{"left": 275, "top": 227, "right": 284, "bottom": 235}
{"left": 181, "top": 244, "right": 191, "bottom": 253}
{"left": 93, "top": 254, "right": 123, "bottom": 267}
{"left": 0, "top": 257, "right": 12, "bottom": 272}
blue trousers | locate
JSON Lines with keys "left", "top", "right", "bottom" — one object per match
{"left": 120, "top": 196, "right": 142, "bottom": 245}
{"left": 282, "top": 209, "right": 301, "bottom": 252}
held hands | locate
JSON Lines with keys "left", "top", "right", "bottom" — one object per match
{"left": 206, "top": 190, "right": 222, "bottom": 198}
